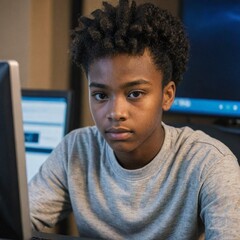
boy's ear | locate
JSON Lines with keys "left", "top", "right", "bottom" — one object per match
{"left": 162, "top": 81, "right": 176, "bottom": 111}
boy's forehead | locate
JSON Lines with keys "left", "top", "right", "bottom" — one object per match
{"left": 88, "top": 50, "right": 157, "bottom": 74}
{"left": 87, "top": 50, "right": 164, "bottom": 85}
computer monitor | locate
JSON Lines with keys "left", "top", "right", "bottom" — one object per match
{"left": 0, "top": 60, "right": 32, "bottom": 239}
{"left": 21, "top": 89, "right": 73, "bottom": 181}
{"left": 169, "top": 0, "right": 240, "bottom": 123}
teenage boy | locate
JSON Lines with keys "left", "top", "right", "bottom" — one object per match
{"left": 29, "top": 0, "right": 240, "bottom": 239}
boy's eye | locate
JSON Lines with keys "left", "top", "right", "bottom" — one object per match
{"left": 128, "top": 90, "right": 144, "bottom": 99}
{"left": 92, "top": 92, "right": 108, "bottom": 101}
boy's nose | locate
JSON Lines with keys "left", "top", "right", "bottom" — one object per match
{"left": 106, "top": 98, "right": 127, "bottom": 121}
{"left": 106, "top": 111, "right": 127, "bottom": 121}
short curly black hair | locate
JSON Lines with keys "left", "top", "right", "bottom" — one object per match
{"left": 70, "top": 0, "right": 189, "bottom": 86}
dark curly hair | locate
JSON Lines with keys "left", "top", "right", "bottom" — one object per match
{"left": 70, "top": 0, "right": 189, "bottom": 86}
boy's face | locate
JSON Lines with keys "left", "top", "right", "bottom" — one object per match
{"left": 88, "top": 50, "right": 175, "bottom": 169}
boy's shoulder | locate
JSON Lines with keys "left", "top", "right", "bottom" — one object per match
{"left": 164, "top": 123, "right": 238, "bottom": 177}
{"left": 164, "top": 123, "right": 235, "bottom": 158}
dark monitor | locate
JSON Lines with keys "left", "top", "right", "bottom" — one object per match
{"left": 0, "top": 60, "right": 32, "bottom": 239}
{"left": 21, "top": 89, "right": 73, "bottom": 181}
{"left": 0, "top": 60, "right": 90, "bottom": 240}
{"left": 170, "top": 0, "right": 240, "bottom": 122}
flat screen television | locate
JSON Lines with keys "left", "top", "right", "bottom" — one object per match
{"left": 169, "top": 0, "right": 240, "bottom": 125}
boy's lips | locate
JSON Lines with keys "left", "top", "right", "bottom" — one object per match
{"left": 105, "top": 127, "right": 133, "bottom": 141}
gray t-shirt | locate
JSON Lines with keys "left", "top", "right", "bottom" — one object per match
{"left": 29, "top": 123, "right": 240, "bottom": 239}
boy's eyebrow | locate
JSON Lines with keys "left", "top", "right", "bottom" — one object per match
{"left": 89, "top": 82, "right": 107, "bottom": 89}
{"left": 122, "top": 79, "right": 152, "bottom": 88}
{"left": 89, "top": 79, "right": 152, "bottom": 89}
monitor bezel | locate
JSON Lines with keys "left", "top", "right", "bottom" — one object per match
{"left": 0, "top": 60, "right": 32, "bottom": 239}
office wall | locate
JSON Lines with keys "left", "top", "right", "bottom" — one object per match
{"left": 0, "top": 0, "right": 71, "bottom": 90}
{"left": 29, "top": 0, "right": 71, "bottom": 90}
{"left": 83, "top": 0, "right": 179, "bottom": 15}
{"left": 0, "top": 0, "right": 31, "bottom": 86}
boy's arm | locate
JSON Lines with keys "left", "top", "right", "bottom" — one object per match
{"left": 28, "top": 141, "right": 71, "bottom": 231}
{"left": 199, "top": 155, "right": 240, "bottom": 239}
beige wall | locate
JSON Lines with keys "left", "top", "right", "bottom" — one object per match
{"left": 0, "top": 0, "right": 71, "bottom": 90}
{"left": 29, "top": 0, "right": 71, "bottom": 90}
{"left": 83, "top": 0, "right": 179, "bottom": 15}
{"left": 0, "top": 0, "right": 31, "bottom": 87}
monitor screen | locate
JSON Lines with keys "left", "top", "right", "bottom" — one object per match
{"left": 21, "top": 90, "right": 73, "bottom": 181}
{"left": 170, "top": 0, "right": 240, "bottom": 119}
{"left": 0, "top": 61, "right": 31, "bottom": 239}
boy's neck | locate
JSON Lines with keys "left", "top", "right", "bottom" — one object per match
{"left": 114, "top": 127, "right": 165, "bottom": 170}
